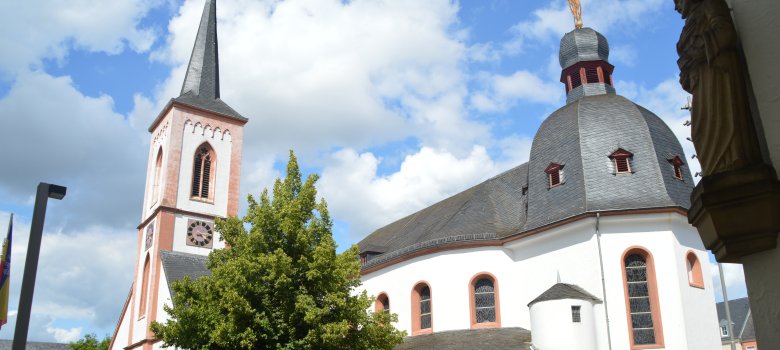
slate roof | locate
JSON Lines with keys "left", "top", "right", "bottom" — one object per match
{"left": 148, "top": 0, "right": 246, "bottom": 131}
{"left": 395, "top": 327, "right": 531, "bottom": 350}
{"left": 159, "top": 250, "right": 210, "bottom": 299}
{"left": 0, "top": 340, "right": 69, "bottom": 350}
{"left": 359, "top": 164, "right": 528, "bottom": 267}
{"left": 358, "top": 27, "right": 693, "bottom": 269}
{"left": 527, "top": 283, "right": 602, "bottom": 307}
{"left": 716, "top": 297, "right": 755, "bottom": 341}
{"left": 559, "top": 27, "right": 609, "bottom": 70}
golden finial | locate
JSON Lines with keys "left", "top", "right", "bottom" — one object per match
{"left": 568, "top": 0, "right": 584, "bottom": 29}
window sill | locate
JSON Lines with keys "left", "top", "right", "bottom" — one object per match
{"left": 631, "top": 343, "right": 664, "bottom": 350}
{"left": 471, "top": 322, "right": 500, "bottom": 329}
{"left": 190, "top": 197, "right": 214, "bottom": 204}
{"left": 412, "top": 328, "right": 432, "bottom": 336}
{"left": 688, "top": 282, "right": 705, "bottom": 289}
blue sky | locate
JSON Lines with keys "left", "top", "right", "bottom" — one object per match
{"left": 0, "top": 0, "right": 747, "bottom": 343}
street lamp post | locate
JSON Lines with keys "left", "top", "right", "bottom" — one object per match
{"left": 12, "top": 183, "right": 66, "bottom": 350}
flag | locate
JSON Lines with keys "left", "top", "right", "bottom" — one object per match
{"left": 0, "top": 213, "right": 11, "bottom": 329}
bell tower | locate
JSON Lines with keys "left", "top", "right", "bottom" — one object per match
{"left": 110, "top": 1, "right": 247, "bottom": 349}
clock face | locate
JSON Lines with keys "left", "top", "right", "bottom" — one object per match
{"left": 145, "top": 222, "right": 155, "bottom": 251}
{"left": 186, "top": 219, "right": 214, "bottom": 248}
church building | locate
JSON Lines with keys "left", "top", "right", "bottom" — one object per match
{"left": 356, "top": 15, "right": 722, "bottom": 350}
{"left": 109, "top": 0, "right": 723, "bottom": 349}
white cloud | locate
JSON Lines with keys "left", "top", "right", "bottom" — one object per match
{"left": 0, "top": 0, "right": 162, "bottom": 77}
{"left": 47, "top": 326, "right": 82, "bottom": 343}
{"left": 710, "top": 260, "right": 748, "bottom": 302}
{"left": 471, "top": 70, "right": 563, "bottom": 112}
{"left": 620, "top": 78, "right": 701, "bottom": 177}
{"left": 151, "top": 0, "right": 485, "bottom": 156}
{"left": 504, "top": 0, "right": 666, "bottom": 54}
{"left": 0, "top": 212, "right": 136, "bottom": 342}
{"left": 610, "top": 45, "right": 638, "bottom": 67}
{"left": 320, "top": 145, "right": 516, "bottom": 239}
{"left": 0, "top": 71, "right": 147, "bottom": 229}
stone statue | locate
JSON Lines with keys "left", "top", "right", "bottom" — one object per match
{"left": 674, "top": 0, "right": 762, "bottom": 176}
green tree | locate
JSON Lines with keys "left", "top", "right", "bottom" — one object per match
{"left": 68, "top": 334, "right": 110, "bottom": 350}
{"left": 152, "top": 151, "right": 405, "bottom": 350}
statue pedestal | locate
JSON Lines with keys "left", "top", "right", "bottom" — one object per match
{"left": 689, "top": 164, "right": 780, "bottom": 262}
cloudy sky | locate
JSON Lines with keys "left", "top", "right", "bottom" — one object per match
{"left": 0, "top": 0, "right": 747, "bottom": 343}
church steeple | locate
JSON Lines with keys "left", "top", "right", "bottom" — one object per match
{"left": 181, "top": 0, "right": 220, "bottom": 99}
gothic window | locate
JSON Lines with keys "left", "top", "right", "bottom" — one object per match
{"left": 623, "top": 248, "right": 664, "bottom": 347}
{"left": 545, "top": 163, "right": 564, "bottom": 188}
{"left": 191, "top": 144, "right": 215, "bottom": 201}
{"left": 412, "top": 283, "right": 432, "bottom": 334}
{"left": 669, "top": 156, "right": 685, "bottom": 181}
{"left": 151, "top": 148, "right": 163, "bottom": 204}
{"left": 375, "top": 293, "right": 390, "bottom": 314}
{"left": 686, "top": 251, "right": 704, "bottom": 288}
{"left": 139, "top": 254, "right": 150, "bottom": 318}
{"left": 571, "top": 305, "right": 581, "bottom": 323}
{"left": 610, "top": 149, "right": 633, "bottom": 175}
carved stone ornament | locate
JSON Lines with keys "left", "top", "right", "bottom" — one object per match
{"left": 675, "top": 0, "right": 761, "bottom": 176}
{"left": 676, "top": 0, "right": 780, "bottom": 262}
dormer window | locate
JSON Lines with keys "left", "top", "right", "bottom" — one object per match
{"left": 610, "top": 149, "right": 633, "bottom": 175}
{"left": 668, "top": 156, "right": 685, "bottom": 181}
{"left": 545, "top": 163, "right": 564, "bottom": 189}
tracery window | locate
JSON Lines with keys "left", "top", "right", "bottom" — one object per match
{"left": 623, "top": 248, "right": 664, "bottom": 348}
{"left": 411, "top": 283, "right": 432, "bottom": 334}
{"left": 191, "top": 144, "right": 215, "bottom": 200}
{"left": 469, "top": 273, "right": 501, "bottom": 328}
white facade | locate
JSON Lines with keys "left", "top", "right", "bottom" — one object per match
{"left": 530, "top": 298, "right": 598, "bottom": 350}
{"left": 360, "top": 212, "right": 722, "bottom": 349}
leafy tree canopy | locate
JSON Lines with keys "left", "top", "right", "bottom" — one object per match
{"left": 152, "top": 151, "right": 405, "bottom": 349}
{"left": 68, "top": 334, "right": 110, "bottom": 350}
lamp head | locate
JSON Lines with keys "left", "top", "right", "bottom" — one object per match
{"left": 47, "top": 184, "right": 67, "bottom": 200}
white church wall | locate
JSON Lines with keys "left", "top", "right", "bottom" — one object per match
{"left": 529, "top": 299, "right": 598, "bottom": 350}
{"left": 176, "top": 112, "right": 233, "bottom": 218}
{"left": 361, "top": 211, "right": 719, "bottom": 349}
{"left": 598, "top": 212, "right": 720, "bottom": 350}
{"left": 111, "top": 297, "right": 131, "bottom": 350}
{"left": 153, "top": 268, "right": 173, "bottom": 350}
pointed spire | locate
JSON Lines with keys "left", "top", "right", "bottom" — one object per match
{"left": 181, "top": 0, "right": 220, "bottom": 99}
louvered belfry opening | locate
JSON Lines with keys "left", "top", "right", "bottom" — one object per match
{"left": 625, "top": 253, "right": 656, "bottom": 345}
{"left": 669, "top": 156, "right": 685, "bottom": 180}
{"left": 474, "top": 278, "right": 496, "bottom": 323}
{"left": 192, "top": 145, "right": 214, "bottom": 200}
{"left": 610, "top": 149, "right": 633, "bottom": 174}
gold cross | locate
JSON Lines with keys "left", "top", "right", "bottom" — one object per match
{"left": 568, "top": 0, "right": 584, "bottom": 29}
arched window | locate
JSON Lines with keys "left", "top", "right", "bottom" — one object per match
{"left": 191, "top": 144, "right": 215, "bottom": 201}
{"left": 151, "top": 148, "right": 163, "bottom": 204}
{"left": 686, "top": 251, "right": 704, "bottom": 289}
{"left": 610, "top": 148, "right": 633, "bottom": 175}
{"left": 470, "top": 273, "right": 501, "bottom": 329}
{"left": 622, "top": 248, "right": 664, "bottom": 348}
{"left": 411, "top": 282, "right": 432, "bottom": 335}
{"left": 138, "top": 254, "right": 150, "bottom": 318}
{"left": 374, "top": 293, "right": 390, "bottom": 314}
{"left": 545, "top": 163, "right": 564, "bottom": 189}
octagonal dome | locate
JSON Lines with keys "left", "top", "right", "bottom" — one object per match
{"left": 559, "top": 27, "right": 609, "bottom": 70}
{"left": 524, "top": 93, "right": 693, "bottom": 230}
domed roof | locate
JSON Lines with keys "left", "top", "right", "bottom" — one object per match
{"left": 559, "top": 27, "right": 609, "bottom": 69}
{"left": 524, "top": 94, "right": 693, "bottom": 230}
